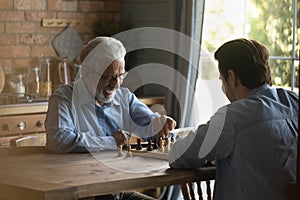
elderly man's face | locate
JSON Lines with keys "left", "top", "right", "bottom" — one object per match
{"left": 95, "top": 58, "right": 126, "bottom": 104}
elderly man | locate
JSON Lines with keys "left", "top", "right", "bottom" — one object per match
{"left": 168, "top": 38, "right": 298, "bottom": 200}
{"left": 45, "top": 37, "right": 176, "bottom": 199}
{"left": 45, "top": 37, "right": 176, "bottom": 153}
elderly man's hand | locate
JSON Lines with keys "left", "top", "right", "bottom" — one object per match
{"left": 153, "top": 115, "right": 177, "bottom": 139}
{"left": 112, "top": 130, "right": 131, "bottom": 147}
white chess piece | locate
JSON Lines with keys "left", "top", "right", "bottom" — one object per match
{"left": 164, "top": 138, "right": 170, "bottom": 153}
{"left": 158, "top": 138, "right": 164, "bottom": 152}
{"left": 126, "top": 145, "right": 132, "bottom": 157}
{"left": 117, "top": 145, "right": 123, "bottom": 157}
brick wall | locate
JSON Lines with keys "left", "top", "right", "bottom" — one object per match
{"left": 0, "top": 0, "right": 121, "bottom": 73}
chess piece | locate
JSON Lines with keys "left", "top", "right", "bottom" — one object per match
{"left": 158, "top": 137, "right": 164, "bottom": 152}
{"left": 152, "top": 138, "right": 158, "bottom": 149}
{"left": 147, "top": 139, "right": 153, "bottom": 151}
{"left": 117, "top": 145, "right": 123, "bottom": 157}
{"left": 170, "top": 136, "right": 175, "bottom": 149}
{"left": 127, "top": 145, "right": 132, "bottom": 157}
{"left": 136, "top": 138, "right": 142, "bottom": 150}
{"left": 164, "top": 138, "right": 170, "bottom": 153}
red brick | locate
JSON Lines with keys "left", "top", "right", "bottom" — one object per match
{"left": 76, "top": 25, "right": 94, "bottom": 34}
{"left": 48, "top": 0, "right": 77, "bottom": 11}
{"left": 62, "top": 0, "right": 78, "bottom": 11}
{"left": 79, "top": 1, "right": 105, "bottom": 12}
{"left": 57, "top": 12, "right": 87, "bottom": 19}
{"left": 0, "top": 0, "right": 13, "bottom": 9}
{"left": 13, "top": 58, "right": 33, "bottom": 69}
{"left": 48, "top": 0, "right": 62, "bottom": 11}
{"left": 20, "top": 34, "right": 51, "bottom": 45}
{"left": 0, "top": 34, "right": 18, "bottom": 45}
{"left": 0, "top": 11, "right": 24, "bottom": 21}
{"left": 25, "top": 11, "right": 55, "bottom": 22}
{"left": 0, "top": 46, "right": 30, "bottom": 58}
{"left": 6, "top": 22, "right": 36, "bottom": 33}
{"left": 105, "top": 1, "right": 121, "bottom": 12}
{"left": 31, "top": 45, "right": 57, "bottom": 57}
{"left": 0, "top": 59, "right": 12, "bottom": 72}
{"left": 14, "top": 0, "right": 46, "bottom": 10}
{"left": 88, "top": 13, "right": 105, "bottom": 21}
{"left": 0, "top": 23, "right": 4, "bottom": 33}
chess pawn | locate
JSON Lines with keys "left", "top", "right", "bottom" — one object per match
{"left": 147, "top": 140, "right": 153, "bottom": 151}
{"left": 158, "top": 137, "right": 164, "bottom": 152}
{"left": 117, "top": 145, "right": 123, "bottom": 157}
{"left": 152, "top": 138, "right": 158, "bottom": 149}
{"left": 127, "top": 145, "right": 132, "bottom": 157}
{"left": 164, "top": 138, "right": 170, "bottom": 153}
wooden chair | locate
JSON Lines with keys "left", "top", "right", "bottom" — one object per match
{"left": 10, "top": 133, "right": 46, "bottom": 147}
{"left": 181, "top": 180, "right": 212, "bottom": 200}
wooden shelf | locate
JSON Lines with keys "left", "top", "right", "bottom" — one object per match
{"left": 0, "top": 102, "right": 48, "bottom": 116}
{"left": 139, "top": 96, "right": 165, "bottom": 106}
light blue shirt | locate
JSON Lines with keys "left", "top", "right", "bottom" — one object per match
{"left": 45, "top": 78, "right": 159, "bottom": 153}
{"left": 168, "top": 84, "right": 298, "bottom": 200}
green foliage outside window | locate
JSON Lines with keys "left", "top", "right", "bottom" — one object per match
{"left": 202, "top": 0, "right": 299, "bottom": 89}
{"left": 248, "top": 0, "right": 299, "bottom": 88}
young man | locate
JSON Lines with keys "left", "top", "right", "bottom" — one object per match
{"left": 168, "top": 38, "right": 298, "bottom": 200}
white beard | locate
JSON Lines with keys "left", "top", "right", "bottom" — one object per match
{"left": 96, "top": 89, "right": 117, "bottom": 104}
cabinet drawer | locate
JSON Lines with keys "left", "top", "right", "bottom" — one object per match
{"left": 0, "top": 114, "right": 46, "bottom": 136}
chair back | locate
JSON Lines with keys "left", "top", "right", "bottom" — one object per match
{"left": 10, "top": 134, "right": 46, "bottom": 147}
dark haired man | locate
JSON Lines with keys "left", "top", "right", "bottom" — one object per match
{"left": 168, "top": 38, "right": 298, "bottom": 200}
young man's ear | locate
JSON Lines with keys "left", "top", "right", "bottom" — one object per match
{"left": 227, "top": 69, "right": 235, "bottom": 84}
{"left": 227, "top": 69, "right": 240, "bottom": 87}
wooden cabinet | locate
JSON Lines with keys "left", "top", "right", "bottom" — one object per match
{"left": 0, "top": 102, "right": 48, "bottom": 147}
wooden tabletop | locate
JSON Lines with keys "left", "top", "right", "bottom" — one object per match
{"left": 0, "top": 147, "right": 215, "bottom": 200}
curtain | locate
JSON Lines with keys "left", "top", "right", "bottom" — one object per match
{"left": 166, "top": 0, "right": 206, "bottom": 127}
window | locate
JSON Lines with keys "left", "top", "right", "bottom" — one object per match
{"left": 201, "top": 0, "right": 299, "bottom": 92}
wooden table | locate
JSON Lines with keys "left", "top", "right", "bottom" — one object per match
{"left": 0, "top": 147, "right": 215, "bottom": 200}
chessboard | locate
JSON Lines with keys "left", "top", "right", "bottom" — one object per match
{"left": 125, "top": 137, "right": 173, "bottom": 160}
{"left": 116, "top": 127, "right": 196, "bottom": 161}
{"left": 130, "top": 148, "right": 168, "bottom": 160}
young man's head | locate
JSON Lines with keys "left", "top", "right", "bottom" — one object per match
{"left": 214, "top": 38, "right": 272, "bottom": 102}
{"left": 79, "top": 37, "right": 127, "bottom": 105}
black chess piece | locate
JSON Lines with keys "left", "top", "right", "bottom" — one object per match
{"left": 170, "top": 136, "right": 174, "bottom": 143}
{"left": 136, "top": 138, "right": 142, "bottom": 150}
{"left": 152, "top": 138, "right": 158, "bottom": 149}
{"left": 147, "top": 139, "right": 153, "bottom": 151}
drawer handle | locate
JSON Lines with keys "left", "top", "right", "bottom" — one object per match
{"left": 36, "top": 120, "right": 44, "bottom": 128}
{"left": 18, "top": 121, "right": 26, "bottom": 130}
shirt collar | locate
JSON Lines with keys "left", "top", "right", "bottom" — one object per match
{"left": 246, "top": 84, "right": 270, "bottom": 97}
